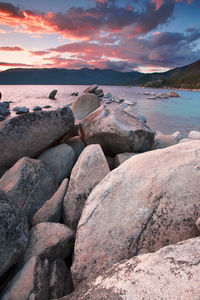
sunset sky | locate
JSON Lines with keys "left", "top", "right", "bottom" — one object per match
{"left": 0, "top": 0, "right": 199, "bottom": 73}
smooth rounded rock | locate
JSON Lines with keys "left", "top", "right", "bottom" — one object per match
{"left": 153, "top": 133, "right": 178, "bottom": 149}
{"left": 188, "top": 130, "right": 200, "bottom": 140}
{"left": 72, "top": 93, "right": 100, "bottom": 120}
{"left": 72, "top": 141, "right": 200, "bottom": 284}
{"left": 38, "top": 143, "right": 75, "bottom": 183}
{"left": 63, "top": 144, "right": 110, "bottom": 230}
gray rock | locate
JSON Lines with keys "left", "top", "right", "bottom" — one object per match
{"left": 2, "top": 101, "right": 10, "bottom": 108}
{"left": 63, "top": 144, "right": 110, "bottom": 231}
{"left": 123, "top": 106, "right": 147, "bottom": 123}
{"left": 0, "top": 157, "right": 58, "bottom": 223}
{"left": 66, "top": 136, "right": 86, "bottom": 161}
{"left": 72, "top": 93, "right": 100, "bottom": 120}
{"left": 24, "top": 222, "right": 74, "bottom": 262}
{"left": 0, "top": 106, "right": 74, "bottom": 169}
{"left": 0, "top": 115, "right": 5, "bottom": 122}
{"left": 0, "top": 191, "right": 29, "bottom": 278}
{"left": 38, "top": 144, "right": 75, "bottom": 183}
{"left": 33, "top": 106, "right": 42, "bottom": 111}
{"left": 49, "top": 90, "right": 57, "bottom": 99}
{"left": 13, "top": 106, "right": 29, "bottom": 114}
{"left": 31, "top": 178, "right": 68, "bottom": 226}
{"left": 105, "top": 99, "right": 113, "bottom": 104}
{"left": 104, "top": 93, "right": 112, "bottom": 99}
{"left": 79, "top": 104, "right": 155, "bottom": 155}
{"left": 0, "top": 256, "right": 49, "bottom": 300}
{"left": 48, "top": 259, "right": 73, "bottom": 299}
{"left": 71, "top": 141, "right": 200, "bottom": 284}
{"left": 0, "top": 103, "right": 10, "bottom": 117}
{"left": 43, "top": 105, "right": 51, "bottom": 109}
{"left": 65, "top": 237, "right": 200, "bottom": 300}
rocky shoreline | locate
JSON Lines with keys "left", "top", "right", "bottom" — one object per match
{"left": 0, "top": 85, "right": 200, "bottom": 299}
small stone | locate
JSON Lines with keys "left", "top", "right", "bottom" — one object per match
{"left": 105, "top": 99, "right": 113, "bottom": 104}
{"left": 43, "top": 105, "right": 51, "bottom": 109}
{"left": 14, "top": 106, "right": 29, "bottom": 114}
{"left": 104, "top": 93, "right": 112, "bottom": 99}
{"left": 188, "top": 130, "right": 200, "bottom": 140}
{"left": 0, "top": 103, "right": 10, "bottom": 116}
{"left": 168, "top": 91, "right": 180, "bottom": 97}
{"left": 33, "top": 106, "right": 42, "bottom": 111}
{"left": 49, "top": 90, "right": 57, "bottom": 99}
{"left": 156, "top": 93, "right": 169, "bottom": 99}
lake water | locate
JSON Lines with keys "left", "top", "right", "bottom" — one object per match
{"left": 0, "top": 85, "right": 199, "bottom": 136}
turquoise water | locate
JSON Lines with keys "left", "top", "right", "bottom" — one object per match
{"left": 0, "top": 85, "right": 199, "bottom": 136}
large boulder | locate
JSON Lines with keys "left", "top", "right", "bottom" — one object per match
{"left": 0, "top": 107, "right": 74, "bottom": 169}
{"left": 72, "top": 141, "right": 200, "bottom": 284}
{"left": 79, "top": 104, "right": 155, "bottom": 155}
{"left": 23, "top": 222, "right": 74, "bottom": 263}
{"left": 32, "top": 178, "right": 68, "bottom": 226}
{"left": 0, "top": 157, "right": 58, "bottom": 222}
{"left": 64, "top": 237, "right": 200, "bottom": 300}
{"left": 38, "top": 144, "right": 75, "bottom": 183}
{"left": 72, "top": 93, "right": 100, "bottom": 120}
{"left": 0, "top": 192, "right": 29, "bottom": 278}
{"left": 0, "top": 256, "right": 49, "bottom": 300}
{"left": 63, "top": 144, "right": 110, "bottom": 230}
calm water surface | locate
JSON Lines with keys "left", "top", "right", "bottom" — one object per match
{"left": 0, "top": 85, "right": 199, "bottom": 136}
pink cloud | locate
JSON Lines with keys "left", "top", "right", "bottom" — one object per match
{"left": 0, "top": 46, "right": 24, "bottom": 51}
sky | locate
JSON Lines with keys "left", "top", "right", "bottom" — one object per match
{"left": 0, "top": 0, "right": 199, "bottom": 73}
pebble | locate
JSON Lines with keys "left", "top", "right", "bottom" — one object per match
{"left": 33, "top": 106, "right": 42, "bottom": 111}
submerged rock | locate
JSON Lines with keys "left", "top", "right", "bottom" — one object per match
{"left": 0, "top": 106, "right": 74, "bottom": 169}
{"left": 168, "top": 91, "right": 180, "bottom": 97}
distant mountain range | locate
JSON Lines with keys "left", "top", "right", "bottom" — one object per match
{"left": 0, "top": 59, "right": 199, "bottom": 88}
{"left": 133, "top": 59, "right": 200, "bottom": 89}
{"left": 0, "top": 68, "right": 141, "bottom": 85}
